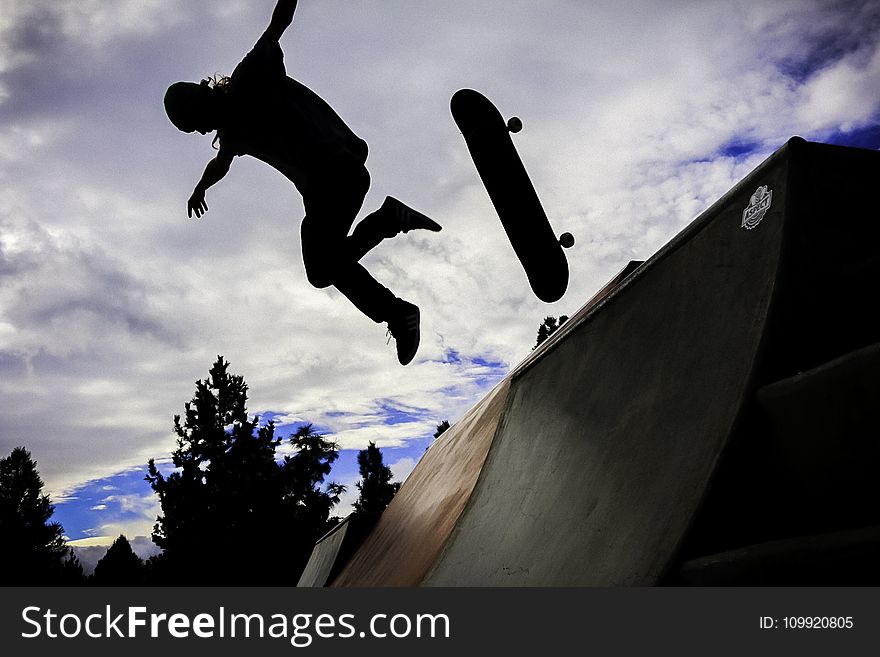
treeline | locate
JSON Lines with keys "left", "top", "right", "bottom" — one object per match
{"left": 0, "top": 357, "right": 430, "bottom": 586}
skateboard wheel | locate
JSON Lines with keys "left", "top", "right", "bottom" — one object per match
{"left": 559, "top": 232, "right": 575, "bottom": 248}
{"left": 507, "top": 117, "right": 523, "bottom": 133}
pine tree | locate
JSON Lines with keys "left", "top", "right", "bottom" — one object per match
{"left": 92, "top": 534, "right": 144, "bottom": 585}
{"left": 146, "top": 356, "right": 343, "bottom": 584}
{"left": 0, "top": 447, "right": 82, "bottom": 585}
{"left": 353, "top": 442, "right": 400, "bottom": 517}
{"left": 57, "top": 552, "right": 86, "bottom": 584}
{"left": 146, "top": 357, "right": 274, "bottom": 582}
{"left": 534, "top": 315, "right": 569, "bottom": 349}
{"left": 279, "top": 424, "right": 345, "bottom": 572}
{"left": 434, "top": 421, "right": 450, "bottom": 439}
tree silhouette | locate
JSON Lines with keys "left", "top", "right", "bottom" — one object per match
{"left": 534, "top": 315, "right": 569, "bottom": 349}
{"left": 146, "top": 356, "right": 343, "bottom": 584}
{"left": 283, "top": 424, "right": 345, "bottom": 528}
{"left": 353, "top": 442, "right": 400, "bottom": 516}
{"left": 434, "top": 421, "right": 450, "bottom": 439}
{"left": 92, "top": 534, "right": 144, "bottom": 585}
{"left": 57, "top": 551, "right": 86, "bottom": 585}
{"left": 0, "top": 447, "right": 83, "bottom": 585}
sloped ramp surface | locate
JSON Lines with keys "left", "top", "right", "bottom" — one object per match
{"left": 332, "top": 380, "right": 511, "bottom": 586}
{"left": 424, "top": 151, "right": 787, "bottom": 584}
{"left": 297, "top": 513, "right": 378, "bottom": 587}
{"left": 332, "top": 138, "right": 880, "bottom": 586}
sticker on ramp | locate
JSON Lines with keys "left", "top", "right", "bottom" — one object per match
{"left": 742, "top": 185, "right": 772, "bottom": 230}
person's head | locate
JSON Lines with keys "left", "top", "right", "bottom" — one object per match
{"left": 164, "top": 80, "right": 222, "bottom": 134}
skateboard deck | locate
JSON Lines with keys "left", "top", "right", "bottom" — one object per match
{"left": 451, "top": 88, "right": 571, "bottom": 303}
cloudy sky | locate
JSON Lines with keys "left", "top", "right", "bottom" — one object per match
{"left": 2, "top": 0, "right": 879, "bottom": 564}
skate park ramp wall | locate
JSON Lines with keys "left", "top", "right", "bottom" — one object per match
{"left": 328, "top": 138, "right": 880, "bottom": 586}
{"left": 297, "top": 512, "right": 379, "bottom": 587}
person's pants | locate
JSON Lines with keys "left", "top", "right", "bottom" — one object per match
{"left": 300, "top": 154, "right": 398, "bottom": 323}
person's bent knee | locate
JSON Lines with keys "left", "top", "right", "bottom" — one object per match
{"left": 304, "top": 264, "right": 334, "bottom": 289}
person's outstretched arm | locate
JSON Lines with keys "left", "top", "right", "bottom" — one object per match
{"left": 262, "top": 0, "right": 298, "bottom": 43}
{"left": 187, "top": 152, "right": 233, "bottom": 218}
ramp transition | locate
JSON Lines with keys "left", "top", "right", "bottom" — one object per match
{"left": 325, "top": 138, "right": 880, "bottom": 586}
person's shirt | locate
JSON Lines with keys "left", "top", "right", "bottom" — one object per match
{"left": 217, "top": 34, "right": 368, "bottom": 195}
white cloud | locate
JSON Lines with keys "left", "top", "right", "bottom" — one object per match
{"left": 799, "top": 43, "right": 880, "bottom": 132}
{"left": 389, "top": 456, "right": 417, "bottom": 484}
{"left": 0, "top": 0, "right": 188, "bottom": 52}
{"left": 329, "top": 421, "right": 433, "bottom": 452}
{"left": 72, "top": 492, "right": 162, "bottom": 547}
{"left": 1, "top": 0, "right": 878, "bottom": 525}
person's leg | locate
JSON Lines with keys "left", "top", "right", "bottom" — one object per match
{"left": 300, "top": 157, "right": 421, "bottom": 364}
{"left": 346, "top": 196, "right": 442, "bottom": 262}
{"left": 301, "top": 159, "right": 391, "bottom": 322}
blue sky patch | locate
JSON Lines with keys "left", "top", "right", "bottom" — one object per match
{"left": 54, "top": 467, "right": 155, "bottom": 542}
{"left": 826, "top": 122, "right": 880, "bottom": 150}
{"left": 718, "top": 139, "right": 762, "bottom": 159}
{"left": 376, "top": 400, "right": 429, "bottom": 426}
{"left": 471, "top": 355, "right": 508, "bottom": 372}
{"left": 775, "top": 22, "right": 864, "bottom": 83}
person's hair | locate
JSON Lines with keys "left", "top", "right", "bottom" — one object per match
{"left": 202, "top": 75, "right": 230, "bottom": 148}
{"left": 202, "top": 74, "right": 231, "bottom": 92}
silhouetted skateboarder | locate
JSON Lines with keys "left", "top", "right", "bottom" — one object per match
{"left": 164, "top": 0, "right": 439, "bottom": 365}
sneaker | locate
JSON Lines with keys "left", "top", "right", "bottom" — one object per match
{"left": 386, "top": 299, "right": 420, "bottom": 365}
{"left": 384, "top": 196, "right": 442, "bottom": 234}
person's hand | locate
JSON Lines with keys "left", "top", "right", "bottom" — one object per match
{"left": 187, "top": 189, "right": 208, "bottom": 218}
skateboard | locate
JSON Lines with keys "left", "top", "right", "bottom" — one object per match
{"left": 451, "top": 88, "right": 573, "bottom": 303}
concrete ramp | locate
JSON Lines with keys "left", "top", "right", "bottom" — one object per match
{"left": 333, "top": 138, "right": 880, "bottom": 586}
{"left": 332, "top": 380, "right": 511, "bottom": 586}
{"left": 425, "top": 160, "right": 785, "bottom": 585}
{"left": 297, "top": 513, "right": 378, "bottom": 587}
